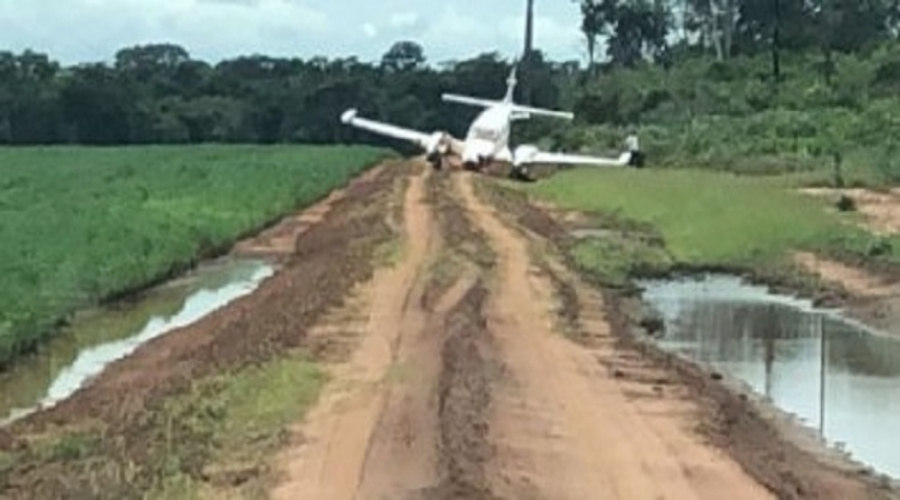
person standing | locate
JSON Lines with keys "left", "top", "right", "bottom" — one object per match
{"left": 626, "top": 131, "right": 644, "bottom": 167}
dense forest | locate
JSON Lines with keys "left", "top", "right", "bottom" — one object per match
{"left": 4, "top": 0, "right": 900, "bottom": 177}
{"left": 0, "top": 42, "right": 569, "bottom": 148}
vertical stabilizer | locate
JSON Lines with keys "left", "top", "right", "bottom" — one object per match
{"left": 504, "top": 65, "right": 518, "bottom": 103}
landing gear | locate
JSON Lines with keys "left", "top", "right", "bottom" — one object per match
{"left": 426, "top": 152, "right": 443, "bottom": 170}
{"left": 509, "top": 165, "right": 535, "bottom": 183}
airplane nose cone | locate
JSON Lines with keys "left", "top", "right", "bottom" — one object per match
{"left": 463, "top": 139, "right": 493, "bottom": 165}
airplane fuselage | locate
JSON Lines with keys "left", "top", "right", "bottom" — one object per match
{"left": 461, "top": 104, "right": 513, "bottom": 168}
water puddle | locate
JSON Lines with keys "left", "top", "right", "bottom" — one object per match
{"left": 640, "top": 275, "right": 900, "bottom": 479}
{"left": 0, "top": 258, "right": 274, "bottom": 425}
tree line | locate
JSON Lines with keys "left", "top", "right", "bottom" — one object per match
{"left": 0, "top": 43, "right": 576, "bottom": 147}
{"left": 575, "top": 0, "right": 900, "bottom": 71}
{"left": 3, "top": 1, "right": 900, "bottom": 147}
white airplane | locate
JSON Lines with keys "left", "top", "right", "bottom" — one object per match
{"left": 340, "top": 66, "right": 637, "bottom": 179}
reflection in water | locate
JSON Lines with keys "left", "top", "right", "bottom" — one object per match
{"left": 641, "top": 275, "right": 900, "bottom": 479}
{"left": 0, "top": 259, "right": 274, "bottom": 425}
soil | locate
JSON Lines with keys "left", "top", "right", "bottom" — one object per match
{"left": 801, "top": 187, "right": 900, "bottom": 235}
{"left": 794, "top": 251, "right": 898, "bottom": 298}
{"left": 1, "top": 160, "right": 897, "bottom": 499}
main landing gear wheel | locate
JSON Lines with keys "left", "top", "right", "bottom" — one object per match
{"left": 426, "top": 152, "right": 443, "bottom": 171}
{"left": 509, "top": 165, "right": 535, "bottom": 183}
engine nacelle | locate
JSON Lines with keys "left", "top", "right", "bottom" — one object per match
{"left": 513, "top": 144, "right": 540, "bottom": 166}
{"left": 423, "top": 131, "right": 450, "bottom": 156}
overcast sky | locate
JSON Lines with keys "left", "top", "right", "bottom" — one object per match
{"left": 0, "top": 0, "right": 587, "bottom": 66}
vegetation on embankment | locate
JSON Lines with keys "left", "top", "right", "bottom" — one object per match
{"left": 525, "top": 168, "right": 899, "bottom": 288}
{"left": 550, "top": 45, "right": 900, "bottom": 184}
{"left": 0, "top": 145, "right": 388, "bottom": 368}
{"left": 0, "top": 350, "right": 325, "bottom": 499}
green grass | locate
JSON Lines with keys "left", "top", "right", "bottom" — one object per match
{"left": 0, "top": 145, "right": 388, "bottom": 367}
{"left": 143, "top": 352, "right": 326, "bottom": 499}
{"left": 570, "top": 236, "right": 672, "bottom": 287}
{"left": 527, "top": 168, "right": 889, "bottom": 271}
{"left": 4, "top": 351, "right": 326, "bottom": 499}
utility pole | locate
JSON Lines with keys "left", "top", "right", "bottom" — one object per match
{"left": 772, "top": 0, "right": 781, "bottom": 83}
{"left": 524, "top": 0, "right": 535, "bottom": 57}
{"left": 521, "top": 0, "right": 536, "bottom": 104}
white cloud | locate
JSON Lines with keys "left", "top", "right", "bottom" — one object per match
{"left": 0, "top": 0, "right": 586, "bottom": 65}
{"left": 388, "top": 11, "right": 419, "bottom": 29}
{"left": 362, "top": 23, "right": 379, "bottom": 38}
{"left": 0, "top": 0, "right": 331, "bottom": 63}
{"left": 499, "top": 14, "right": 584, "bottom": 62}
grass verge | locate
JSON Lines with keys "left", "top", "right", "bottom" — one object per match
{"left": 531, "top": 168, "right": 899, "bottom": 257}
{"left": 516, "top": 167, "right": 900, "bottom": 298}
{"left": 3, "top": 351, "right": 325, "bottom": 499}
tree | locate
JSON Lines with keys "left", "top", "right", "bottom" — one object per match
{"left": 607, "top": 0, "right": 672, "bottom": 67}
{"left": 115, "top": 43, "right": 190, "bottom": 74}
{"left": 685, "top": 0, "right": 738, "bottom": 60}
{"left": 575, "top": 0, "right": 672, "bottom": 68}
{"left": 819, "top": 0, "right": 899, "bottom": 53}
{"left": 735, "top": 0, "right": 816, "bottom": 55}
{"left": 380, "top": 41, "right": 426, "bottom": 72}
{"left": 61, "top": 64, "right": 135, "bottom": 144}
{"left": 575, "top": 0, "right": 607, "bottom": 72}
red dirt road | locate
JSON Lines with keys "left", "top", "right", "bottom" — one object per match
{"left": 2, "top": 161, "right": 894, "bottom": 499}
{"left": 270, "top": 165, "right": 778, "bottom": 499}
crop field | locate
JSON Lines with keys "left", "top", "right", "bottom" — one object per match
{"left": 0, "top": 145, "right": 388, "bottom": 367}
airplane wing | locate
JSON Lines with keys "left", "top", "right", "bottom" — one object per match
{"left": 341, "top": 109, "right": 460, "bottom": 155}
{"left": 514, "top": 145, "right": 633, "bottom": 168}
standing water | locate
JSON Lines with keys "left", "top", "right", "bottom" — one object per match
{"left": 0, "top": 258, "right": 274, "bottom": 425}
{"left": 640, "top": 275, "right": 900, "bottom": 479}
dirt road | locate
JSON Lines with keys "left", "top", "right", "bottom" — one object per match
{"left": 3, "top": 161, "right": 891, "bottom": 499}
{"left": 271, "top": 164, "right": 774, "bottom": 499}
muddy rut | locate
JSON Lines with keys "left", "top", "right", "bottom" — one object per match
{"left": 271, "top": 164, "right": 774, "bottom": 499}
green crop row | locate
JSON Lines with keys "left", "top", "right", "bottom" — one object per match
{"left": 0, "top": 145, "right": 388, "bottom": 367}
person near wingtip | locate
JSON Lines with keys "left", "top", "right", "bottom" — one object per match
{"left": 625, "top": 130, "right": 644, "bottom": 168}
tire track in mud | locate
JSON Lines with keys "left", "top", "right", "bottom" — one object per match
{"left": 351, "top": 169, "right": 501, "bottom": 500}
{"left": 274, "top": 166, "right": 774, "bottom": 500}
{"left": 272, "top": 163, "right": 436, "bottom": 500}
{"left": 456, "top": 173, "right": 772, "bottom": 500}
{"left": 273, "top": 164, "right": 500, "bottom": 500}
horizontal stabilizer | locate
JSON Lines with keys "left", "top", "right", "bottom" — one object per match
{"left": 441, "top": 94, "right": 573, "bottom": 120}
{"left": 510, "top": 104, "right": 573, "bottom": 121}
{"left": 441, "top": 94, "right": 500, "bottom": 108}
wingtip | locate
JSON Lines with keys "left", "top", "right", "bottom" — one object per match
{"left": 340, "top": 108, "right": 358, "bottom": 124}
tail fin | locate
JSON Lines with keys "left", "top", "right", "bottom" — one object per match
{"left": 503, "top": 64, "right": 518, "bottom": 103}
{"left": 440, "top": 62, "right": 573, "bottom": 120}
